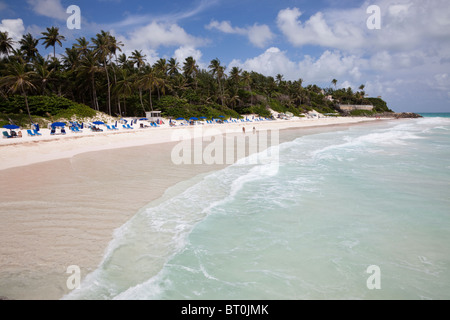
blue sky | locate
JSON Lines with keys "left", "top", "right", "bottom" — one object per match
{"left": 1, "top": 0, "right": 450, "bottom": 112}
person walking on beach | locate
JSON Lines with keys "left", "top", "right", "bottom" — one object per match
{"left": 242, "top": 127, "right": 246, "bottom": 134}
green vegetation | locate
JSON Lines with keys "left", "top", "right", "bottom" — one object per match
{"left": 366, "top": 97, "right": 393, "bottom": 113}
{"left": 349, "top": 109, "right": 376, "bottom": 117}
{"left": 0, "top": 28, "right": 393, "bottom": 126}
{"left": 0, "top": 95, "right": 95, "bottom": 118}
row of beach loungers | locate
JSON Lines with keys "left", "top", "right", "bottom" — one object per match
{"left": 177, "top": 117, "right": 271, "bottom": 126}
{"left": 3, "top": 117, "right": 273, "bottom": 139}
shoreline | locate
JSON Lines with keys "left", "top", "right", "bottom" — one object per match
{"left": 0, "top": 117, "right": 378, "bottom": 172}
{"left": 0, "top": 117, "right": 386, "bottom": 300}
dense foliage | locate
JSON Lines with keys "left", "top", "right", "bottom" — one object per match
{"left": 0, "top": 28, "right": 393, "bottom": 125}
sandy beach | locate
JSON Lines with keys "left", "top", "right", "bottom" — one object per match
{"left": 0, "top": 116, "right": 378, "bottom": 300}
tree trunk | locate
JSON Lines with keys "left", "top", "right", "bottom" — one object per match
{"left": 139, "top": 89, "right": 145, "bottom": 112}
{"left": 112, "top": 66, "right": 120, "bottom": 116}
{"left": 22, "top": 87, "right": 33, "bottom": 124}
{"left": 104, "top": 58, "right": 111, "bottom": 115}
{"left": 91, "top": 76, "right": 98, "bottom": 110}
{"left": 149, "top": 88, "right": 153, "bottom": 111}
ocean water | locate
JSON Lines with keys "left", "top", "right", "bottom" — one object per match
{"left": 65, "top": 116, "right": 450, "bottom": 300}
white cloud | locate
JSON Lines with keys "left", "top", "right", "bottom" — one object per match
{"left": 27, "top": 0, "right": 67, "bottom": 21}
{"left": 230, "top": 48, "right": 367, "bottom": 85}
{"left": 0, "top": 18, "right": 25, "bottom": 45}
{"left": 117, "top": 21, "right": 207, "bottom": 58}
{"left": 206, "top": 20, "right": 244, "bottom": 35}
{"left": 229, "top": 47, "right": 296, "bottom": 79}
{"left": 269, "top": 0, "right": 450, "bottom": 111}
{"left": 247, "top": 24, "right": 274, "bottom": 48}
{"left": 206, "top": 20, "right": 274, "bottom": 48}
{"left": 173, "top": 46, "right": 206, "bottom": 69}
{"left": 276, "top": 8, "right": 366, "bottom": 51}
{"left": 276, "top": 1, "right": 450, "bottom": 54}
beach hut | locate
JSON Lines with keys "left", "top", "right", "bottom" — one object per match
{"left": 146, "top": 111, "right": 162, "bottom": 123}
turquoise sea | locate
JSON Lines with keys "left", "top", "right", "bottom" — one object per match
{"left": 65, "top": 115, "right": 450, "bottom": 300}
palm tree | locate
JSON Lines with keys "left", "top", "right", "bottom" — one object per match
{"left": 153, "top": 58, "right": 168, "bottom": 76}
{"left": 332, "top": 79, "right": 338, "bottom": 90}
{"left": 114, "top": 69, "right": 134, "bottom": 116}
{"left": 139, "top": 65, "right": 159, "bottom": 112}
{"left": 33, "top": 59, "right": 54, "bottom": 95}
{"left": 276, "top": 74, "right": 284, "bottom": 86}
{"left": 153, "top": 58, "right": 169, "bottom": 99}
{"left": 130, "top": 50, "right": 146, "bottom": 70}
{"left": 0, "top": 61, "right": 36, "bottom": 123}
{"left": 77, "top": 51, "right": 101, "bottom": 110}
{"left": 227, "top": 86, "right": 241, "bottom": 110}
{"left": 105, "top": 33, "right": 123, "bottom": 115}
{"left": 209, "top": 58, "right": 226, "bottom": 106}
{"left": 183, "top": 56, "right": 199, "bottom": 89}
{"left": 168, "top": 57, "right": 180, "bottom": 77}
{"left": 130, "top": 50, "right": 147, "bottom": 111}
{"left": 62, "top": 47, "right": 80, "bottom": 72}
{"left": 107, "top": 34, "right": 123, "bottom": 64}
{"left": 242, "top": 71, "right": 253, "bottom": 107}
{"left": 92, "top": 30, "right": 114, "bottom": 115}
{"left": 171, "top": 73, "right": 188, "bottom": 97}
{"left": 40, "top": 27, "right": 66, "bottom": 58}
{"left": 359, "top": 84, "right": 365, "bottom": 97}
{"left": 0, "top": 31, "right": 15, "bottom": 57}
{"left": 73, "top": 37, "right": 90, "bottom": 58}
{"left": 19, "top": 33, "right": 39, "bottom": 62}
{"left": 229, "top": 66, "right": 242, "bottom": 87}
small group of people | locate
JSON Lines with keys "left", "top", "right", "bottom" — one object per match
{"left": 90, "top": 126, "right": 103, "bottom": 132}
{"left": 10, "top": 130, "right": 22, "bottom": 138}
{"left": 242, "top": 126, "right": 257, "bottom": 134}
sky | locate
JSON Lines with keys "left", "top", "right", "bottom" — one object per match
{"left": 1, "top": 0, "right": 450, "bottom": 113}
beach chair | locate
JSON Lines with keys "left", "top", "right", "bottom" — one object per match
{"left": 27, "top": 129, "right": 36, "bottom": 137}
{"left": 126, "top": 124, "right": 133, "bottom": 129}
{"left": 33, "top": 129, "right": 42, "bottom": 136}
{"left": 2, "top": 131, "right": 12, "bottom": 138}
{"left": 111, "top": 125, "right": 119, "bottom": 130}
